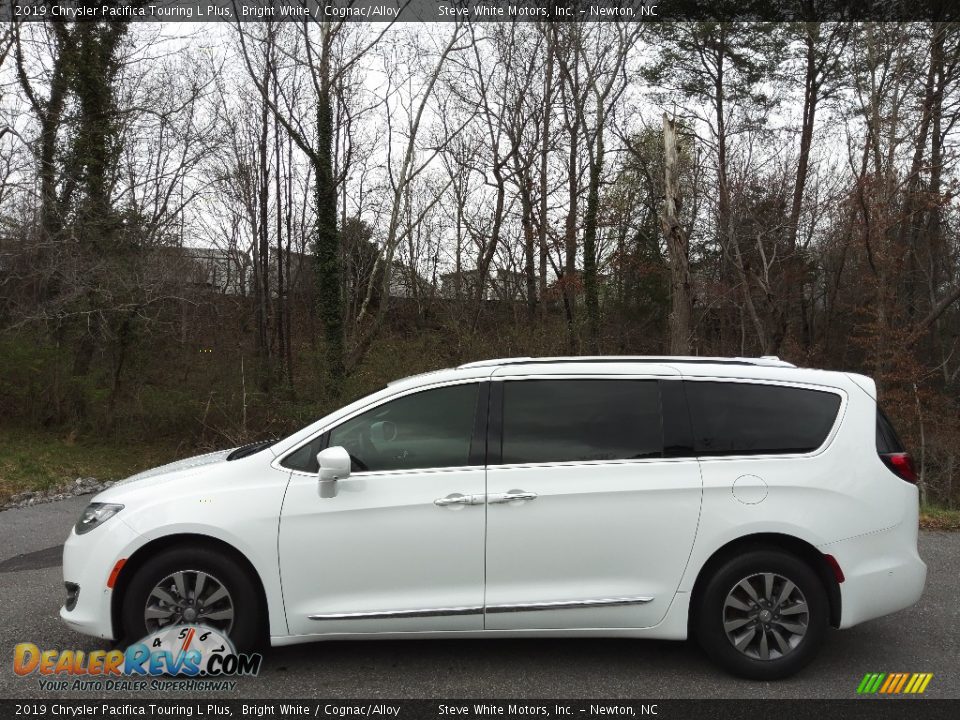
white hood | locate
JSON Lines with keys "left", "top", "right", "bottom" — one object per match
{"left": 111, "top": 448, "right": 236, "bottom": 487}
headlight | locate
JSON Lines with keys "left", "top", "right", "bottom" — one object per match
{"left": 75, "top": 503, "right": 124, "bottom": 535}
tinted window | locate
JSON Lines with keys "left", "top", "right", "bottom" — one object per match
{"left": 500, "top": 380, "right": 661, "bottom": 464}
{"left": 324, "top": 383, "right": 479, "bottom": 472}
{"left": 686, "top": 381, "right": 841, "bottom": 456}
{"left": 281, "top": 434, "right": 327, "bottom": 473}
{"left": 876, "top": 408, "right": 905, "bottom": 453}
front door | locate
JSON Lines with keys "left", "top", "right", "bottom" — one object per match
{"left": 278, "top": 381, "right": 487, "bottom": 637}
{"left": 484, "top": 377, "right": 703, "bottom": 630}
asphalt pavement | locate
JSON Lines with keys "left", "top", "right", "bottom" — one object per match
{"left": 1, "top": 495, "right": 957, "bottom": 699}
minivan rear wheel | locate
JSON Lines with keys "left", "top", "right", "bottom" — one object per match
{"left": 694, "top": 549, "right": 828, "bottom": 680}
{"left": 120, "top": 546, "right": 263, "bottom": 653}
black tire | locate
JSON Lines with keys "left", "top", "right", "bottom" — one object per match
{"left": 694, "top": 549, "right": 828, "bottom": 680}
{"left": 120, "top": 546, "right": 264, "bottom": 653}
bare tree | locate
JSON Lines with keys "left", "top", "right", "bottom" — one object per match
{"left": 350, "top": 23, "right": 467, "bottom": 362}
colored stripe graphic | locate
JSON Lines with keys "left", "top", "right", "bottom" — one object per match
{"left": 879, "top": 674, "right": 897, "bottom": 693}
{"left": 893, "top": 673, "right": 909, "bottom": 693}
{"left": 857, "top": 673, "right": 932, "bottom": 694}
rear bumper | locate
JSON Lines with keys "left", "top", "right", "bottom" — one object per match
{"left": 820, "top": 521, "right": 926, "bottom": 629}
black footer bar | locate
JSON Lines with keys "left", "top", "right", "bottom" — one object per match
{"left": 2, "top": 699, "right": 958, "bottom": 720}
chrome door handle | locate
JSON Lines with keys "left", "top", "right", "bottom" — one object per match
{"left": 489, "top": 490, "right": 538, "bottom": 504}
{"left": 434, "top": 493, "right": 483, "bottom": 507}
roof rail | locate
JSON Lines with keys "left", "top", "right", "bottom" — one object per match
{"left": 386, "top": 368, "right": 448, "bottom": 386}
{"left": 458, "top": 357, "right": 534, "bottom": 368}
{"left": 457, "top": 356, "right": 796, "bottom": 369}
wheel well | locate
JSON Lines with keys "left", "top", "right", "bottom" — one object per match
{"left": 688, "top": 533, "right": 842, "bottom": 632}
{"left": 110, "top": 534, "right": 269, "bottom": 643}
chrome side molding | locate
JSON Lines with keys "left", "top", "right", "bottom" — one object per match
{"left": 309, "top": 605, "right": 482, "bottom": 621}
{"left": 308, "top": 595, "right": 654, "bottom": 621}
{"left": 486, "top": 596, "right": 654, "bottom": 613}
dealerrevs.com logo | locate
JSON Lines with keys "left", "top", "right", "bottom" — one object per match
{"left": 13, "top": 624, "right": 261, "bottom": 692}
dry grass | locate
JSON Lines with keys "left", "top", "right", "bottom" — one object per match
{"left": 920, "top": 505, "right": 960, "bottom": 531}
{"left": 0, "top": 426, "right": 179, "bottom": 505}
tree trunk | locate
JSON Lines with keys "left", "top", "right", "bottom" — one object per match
{"left": 274, "top": 80, "right": 288, "bottom": 394}
{"left": 256, "top": 49, "right": 272, "bottom": 391}
{"left": 661, "top": 114, "right": 693, "bottom": 355}
{"left": 315, "top": 37, "right": 344, "bottom": 384}
{"left": 582, "top": 128, "right": 603, "bottom": 354}
{"left": 563, "top": 121, "right": 579, "bottom": 354}
{"left": 899, "top": 23, "right": 944, "bottom": 320}
{"left": 520, "top": 172, "right": 538, "bottom": 320}
{"left": 470, "top": 165, "right": 506, "bottom": 331}
{"left": 784, "top": 25, "right": 821, "bottom": 349}
{"left": 538, "top": 28, "right": 554, "bottom": 321}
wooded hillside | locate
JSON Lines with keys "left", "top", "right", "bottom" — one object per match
{"left": 1, "top": 20, "right": 958, "bottom": 507}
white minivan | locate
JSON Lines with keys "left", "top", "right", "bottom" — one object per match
{"left": 61, "top": 356, "right": 926, "bottom": 679}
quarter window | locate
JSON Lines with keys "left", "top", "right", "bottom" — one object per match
{"left": 876, "top": 408, "right": 906, "bottom": 454}
{"left": 280, "top": 434, "right": 327, "bottom": 473}
{"left": 500, "top": 380, "right": 662, "bottom": 464}
{"left": 685, "top": 381, "right": 841, "bottom": 456}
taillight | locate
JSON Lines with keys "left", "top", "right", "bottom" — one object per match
{"left": 880, "top": 452, "right": 918, "bottom": 484}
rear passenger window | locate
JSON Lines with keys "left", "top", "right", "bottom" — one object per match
{"left": 501, "top": 380, "right": 661, "bottom": 464}
{"left": 685, "top": 382, "right": 841, "bottom": 456}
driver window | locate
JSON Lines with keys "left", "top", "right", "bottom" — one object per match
{"left": 328, "top": 383, "right": 479, "bottom": 473}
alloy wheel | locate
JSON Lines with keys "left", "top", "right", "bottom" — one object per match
{"left": 143, "top": 569, "right": 235, "bottom": 634}
{"left": 722, "top": 572, "right": 809, "bottom": 661}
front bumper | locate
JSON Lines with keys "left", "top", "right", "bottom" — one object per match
{"left": 60, "top": 517, "right": 143, "bottom": 641}
{"left": 821, "top": 520, "right": 927, "bottom": 629}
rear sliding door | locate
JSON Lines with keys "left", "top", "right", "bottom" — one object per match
{"left": 483, "top": 377, "right": 703, "bottom": 630}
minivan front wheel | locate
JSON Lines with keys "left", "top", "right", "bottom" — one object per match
{"left": 120, "top": 546, "right": 263, "bottom": 652}
{"left": 695, "top": 550, "right": 828, "bottom": 680}
{"left": 142, "top": 568, "right": 235, "bottom": 635}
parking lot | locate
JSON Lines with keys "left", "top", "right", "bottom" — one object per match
{"left": 1, "top": 495, "right": 957, "bottom": 699}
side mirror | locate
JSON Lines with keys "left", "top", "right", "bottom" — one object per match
{"left": 317, "top": 446, "right": 351, "bottom": 498}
